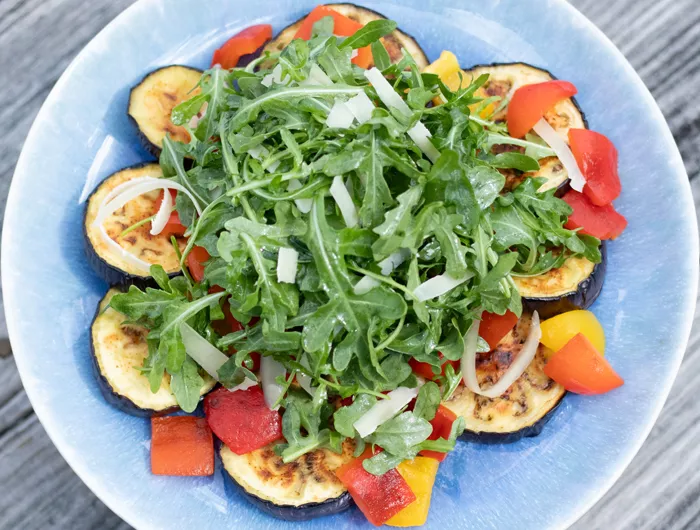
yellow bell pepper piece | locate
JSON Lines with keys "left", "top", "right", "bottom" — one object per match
{"left": 423, "top": 50, "right": 460, "bottom": 80}
{"left": 540, "top": 310, "right": 606, "bottom": 355}
{"left": 386, "top": 457, "right": 439, "bottom": 527}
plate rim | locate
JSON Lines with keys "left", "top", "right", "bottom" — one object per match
{"left": 2, "top": 0, "right": 698, "bottom": 528}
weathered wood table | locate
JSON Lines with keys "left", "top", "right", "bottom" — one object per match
{"left": 1, "top": 0, "right": 699, "bottom": 528}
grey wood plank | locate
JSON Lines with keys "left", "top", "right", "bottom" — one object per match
{"left": 0, "top": 0, "right": 699, "bottom": 529}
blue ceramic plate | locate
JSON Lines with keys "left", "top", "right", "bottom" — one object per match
{"left": 3, "top": 0, "right": 697, "bottom": 528}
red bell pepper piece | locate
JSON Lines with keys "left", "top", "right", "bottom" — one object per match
{"left": 186, "top": 245, "right": 210, "bottom": 283}
{"left": 507, "top": 80, "right": 578, "bottom": 138}
{"left": 569, "top": 128, "right": 621, "bottom": 206}
{"left": 336, "top": 448, "right": 416, "bottom": 526}
{"left": 562, "top": 190, "right": 627, "bottom": 240}
{"left": 151, "top": 416, "right": 214, "bottom": 476}
{"left": 409, "top": 354, "right": 459, "bottom": 380}
{"left": 204, "top": 386, "right": 282, "bottom": 454}
{"left": 479, "top": 310, "right": 519, "bottom": 351}
{"left": 153, "top": 189, "right": 187, "bottom": 237}
{"left": 544, "top": 333, "right": 624, "bottom": 394}
{"left": 419, "top": 405, "right": 458, "bottom": 462}
{"left": 211, "top": 24, "right": 273, "bottom": 69}
{"left": 294, "top": 6, "right": 373, "bottom": 69}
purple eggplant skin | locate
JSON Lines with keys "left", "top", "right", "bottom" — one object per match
{"left": 220, "top": 461, "right": 354, "bottom": 521}
{"left": 521, "top": 242, "right": 607, "bottom": 321}
{"left": 459, "top": 394, "right": 566, "bottom": 444}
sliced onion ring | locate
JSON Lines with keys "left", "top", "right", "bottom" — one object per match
{"left": 150, "top": 185, "right": 173, "bottom": 235}
{"left": 533, "top": 118, "right": 585, "bottom": 192}
{"left": 462, "top": 311, "right": 542, "bottom": 398}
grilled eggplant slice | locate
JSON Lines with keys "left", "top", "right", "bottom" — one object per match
{"left": 261, "top": 4, "right": 428, "bottom": 70}
{"left": 91, "top": 289, "right": 215, "bottom": 416}
{"left": 514, "top": 243, "right": 607, "bottom": 320}
{"left": 84, "top": 163, "right": 185, "bottom": 286}
{"left": 463, "top": 62, "right": 587, "bottom": 140}
{"left": 220, "top": 441, "right": 355, "bottom": 521}
{"left": 127, "top": 65, "right": 202, "bottom": 156}
{"left": 445, "top": 314, "right": 566, "bottom": 443}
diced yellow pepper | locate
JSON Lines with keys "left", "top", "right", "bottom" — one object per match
{"left": 386, "top": 457, "right": 439, "bottom": 527}
{"left": 423, "top": 50, "right": 460, "bottom": 80}
{"left": 540, "top": 310, "right": 606, "bottom": 355}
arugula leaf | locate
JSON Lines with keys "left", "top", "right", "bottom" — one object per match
{"left": 340, "top": 20, "right": 397, "bottom": 50}
{"left": 413, "top": 381, "right": 441, "bottom": 421}
{"left": 170, "top": 356, "right": 205, "bottom": 413}
{"left": 333, "top": 394, "right": 377, "bottom": 437}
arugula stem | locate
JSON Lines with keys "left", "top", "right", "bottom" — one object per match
{"left": 374, "top": 315, "right": 406, "bottom": 353}
{"left": 119, "top": 215, "right": 154, "bottom": 238}
{"left": 170, "top": 236, "right": 194, "bottom": 288}
{"left": 347, "top": 265, "right": 420, "bottom": 302}
{"left": 160, "top": 291, "right": 226, "bottom": 334}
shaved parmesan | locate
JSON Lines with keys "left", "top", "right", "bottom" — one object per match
{"left": 301, "top": 64, "right": 333, "bottom": 86}
{"left": 287, "top": 179, "right": 312, "bottom": 213}
{"left": 180, "top": 322, "right": 229, "bottom": 380}
{"left": 353, "top": 249, "right": 411, "bottom": 295}
{"left": 330, "top": 176, "right": 359, "bottom": 227}
{"left": 276, "top": 247, "right": 298, "bottom": 284}
{"left": 353, "top": 386, "right": 420, "bottom": 438}
{"left": 326, "top": 100, "right": 355, "bottom": 129}
{"left": 364, "top": 67, "right": 410, "bottom": 115}
{"left": 229, "top": 377, "right": 259, "bottom": 393}
{"left": 346, "top": 92, "right": 375, "bottom": 124}
{"left": 260, "top": 356, "right": 286, "bottom": 411}
{"left": 413, "top": 272, "right": 472, "bottom": 301}
{"left": 408, "top": 122, "right": 441, "bottom": 163}
{"left": 533, "top": 118, "right": 585, "bottom": 192}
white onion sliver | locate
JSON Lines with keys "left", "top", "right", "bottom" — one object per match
{"left": 94, "top": 179, "right": 202, "bottom": 228}
{"left": 413, "top": 272, "right": 471, "bottom": 302}
{"left": 479, "top": 311, "right": 541, "bottom": 398}
{"left": 277, "top": 247, "right": 299, "bottom": 284}
{"left": 353, "top": 386, "right": 420, "bottom": 438}
{"left": 364, "top": 68, "right": 410, "bottom": 116}
{"left": 326, "top": 100, "right": 355, "bottom": 129}
{"left": 150, "top": 185, "right": 173, "bottom": 235}
{"left": 179, "top": 322, "right": 229, "bottom": 380}
{"left": 260, "top": 356, "right": 287, "bottom": 410}
{"left": 101, "top": 176, "right": 162, "bottom": 206}
{"left": 407, "top": 122, "right": 441, "bottom": 163}
{"left": 330, "top": 176, "right": 359, "bottom": 227}
{"left": 288, "top": 179, "right": 313, "bottom": 213}
{"left": 353, "top": 276, "right": 381, "bottom": 295}
{"left": 533, "top": 119, "right": 585, "bottom": 192}
{"left": 229, "top": 377, "right": 258, "bottom": 393}
{"left": 345, "top": 92, "right": 375, "bottom": 124}
{"left": 98, "top": 225, "right": 152, "bottom": 274}
{"left": 460, "top": 318, "right": 482, "bottom": 393}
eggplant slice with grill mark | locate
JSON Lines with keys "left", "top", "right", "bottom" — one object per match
{"left": 220, "top": 441, "right": 355, "bottom": 521}
{"left": 445, "top": 313, "right": 566, "bottom": 443}
{"left": 91, "top": 289, "right": 215, "bottom": 416}
{"left": 514, "top": 242, "right": 607, "bottom": 320}
{"left": 84, "top": 163, "right": 185, "bottom": 286}
{"left": 261, "top": 3, "right": 429, "bottom": 70}
{"left": 127, "top": 65, "right": 202, "bottom": 156}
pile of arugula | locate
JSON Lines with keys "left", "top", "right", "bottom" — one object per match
{"left": 110, "top": 18, "right": 600, "bottom": 474}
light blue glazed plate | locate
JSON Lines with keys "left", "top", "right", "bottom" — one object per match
{"left": 3, "top": 0, "right": 697, "bottom": 528}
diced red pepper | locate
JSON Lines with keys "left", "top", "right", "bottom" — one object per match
{"left": 569, "top": 129, "right": 621, "bottom": 206}
{"left": 419, "top": 405, "right": 457, "bottom": 462}
{"left": 211, "top": 24, "right": 273, "bottom": 69}
{"left": 562, "top": 190, "right": 627, "bottom": 240}
{"left": 507, "top": 80, "right": 578, "bottom": 138}
{"left": 151, "top": 416, "right": 214, "bottom": 476}
{"left": 544, "top": 333, "right": 624, "bottom": 395}
{"left": 186, "top": 245, "right": 210, "bottom": 283}
{"left": 204, "top": 386, "right": 282, "bottom": 454}
{"left": 336, "top": 448, "right": 417, "bottom": 526}
{"left": 479, "top": 310, "right": 519, "bottom": 351}
{"left": 153, "top": 189, "right": 187, "bottom": 237}
{"left": 409, "top": 354, "right": 459, "bottom": 380}
{"left": 294, "top": 6, "right": 373, "bottom": 69}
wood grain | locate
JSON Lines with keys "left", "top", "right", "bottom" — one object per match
{"left": 0, "top": 0, "right": 698, "bottom": 528}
